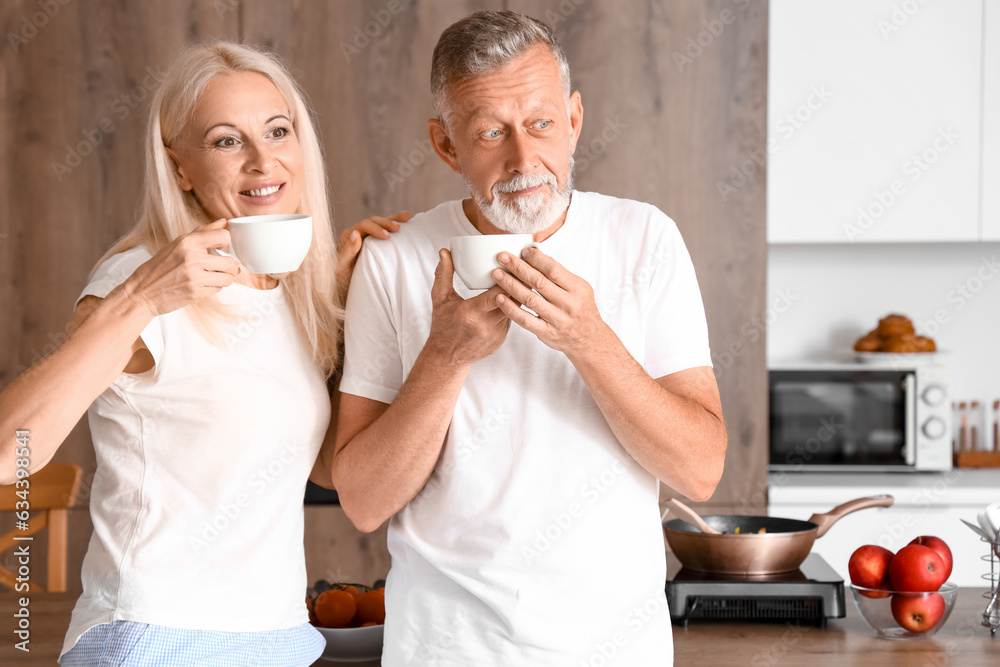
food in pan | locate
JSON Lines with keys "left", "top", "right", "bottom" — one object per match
{"left": 728, "top": 527, "right": 767, "bottom": 534}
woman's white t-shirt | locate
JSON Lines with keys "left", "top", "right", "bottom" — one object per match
{"left": 61, "top": 246, "right": 330, "bottom": 657}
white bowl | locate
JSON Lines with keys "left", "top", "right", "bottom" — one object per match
{"left": 315, "top": 624, "right": 383, "bottom": 662}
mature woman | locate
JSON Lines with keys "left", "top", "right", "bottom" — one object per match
{"left": 0, "top": 42, "right": 404, "bottom": 666}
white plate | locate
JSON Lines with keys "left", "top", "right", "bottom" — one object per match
{"left": 853, "top": 350, "right": 939, "bottom": 366}
{"left": 316, "top": 624, "right": 383, "bottom": 662}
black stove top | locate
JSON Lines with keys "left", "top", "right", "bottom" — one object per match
{"left": 665, "top": 553, "right": 845, "bottom": 627}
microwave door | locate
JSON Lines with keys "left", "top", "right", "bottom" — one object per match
{"left": 769, "top": 369, "right": 910, "bottom": 471}
{"left": 903, "top": 373, "right": 916, "bottom": 465}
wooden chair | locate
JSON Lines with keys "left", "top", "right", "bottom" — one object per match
{"left": 0, "top": 463, "right": 82, "bottom": 592}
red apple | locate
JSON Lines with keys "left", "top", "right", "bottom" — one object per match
{"left": 890, "top": 592, "right": 946, "bottom": 632}
{"left": 849, "top": 545, "right": 895, "bottom": 598}
{"left": 908, "top": 536, "right": 952, "bottom": 582}
{"left": 889, "top": 544, "right": 947, "bottom": 592}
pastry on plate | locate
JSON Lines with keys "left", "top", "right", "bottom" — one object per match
{"left": 876, "top": 314, "right": 915, "bottom": 338}
{"left": 853, "top": 329, "right": 882, "bottom": 352}
{"left": 853, "top": 314, "right": 936, "bottom": 354}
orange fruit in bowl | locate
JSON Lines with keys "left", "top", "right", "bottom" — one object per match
{"left": 314, "top": 588, "right": 357, "bottom": 628}
{"left": 356, "top": 589, "right": 386, "bottom": 625}
{"left": 306, "top": 597, "right": 319, "bottom": 625}
{"left": 341, "top": 585, "right": 362, "bottom": 600}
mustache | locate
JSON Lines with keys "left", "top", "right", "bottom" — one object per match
{"left": 492, "top": 173, "right": 556, "bottom": 195}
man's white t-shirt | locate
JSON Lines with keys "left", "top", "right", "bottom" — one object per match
{"left": 341, "top": 191, "right": 713, "bottom": 666}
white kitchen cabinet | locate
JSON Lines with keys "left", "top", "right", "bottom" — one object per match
{"left": 768, "top": 471, "right": 1000, "bottom": 587}
{"left": 984, "top": 0, "right": 1000, "bottom": 240}
{"left": 768, "top": 0, "right": 983, "bottom": 243}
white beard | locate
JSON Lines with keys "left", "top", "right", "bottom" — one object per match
{"left": 464, "top": 157, "right": 575, "bottom": 234}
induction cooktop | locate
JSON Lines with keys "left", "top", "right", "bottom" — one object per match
{"left": 665, "top": 553, "right": 845, "bottom": 627}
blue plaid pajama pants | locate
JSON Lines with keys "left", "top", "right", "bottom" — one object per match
{"left": 59, "top": 620, "right": 325, "bottom": 666}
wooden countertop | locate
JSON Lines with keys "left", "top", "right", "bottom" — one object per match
{"left": 1, "top": 589, "right": 996, "bottom": 666}
{"left": 672, "top": 586, "right": 999, "bottom": 666}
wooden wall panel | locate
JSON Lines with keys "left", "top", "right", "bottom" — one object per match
{"left": 0, "top": 0, "right": 238, "bottom": 595}
{"left": 1, "top": 0, "right": 768, "bottom": 598}
{"left": 241, "top": 0, "right": 493, "bottom": 228}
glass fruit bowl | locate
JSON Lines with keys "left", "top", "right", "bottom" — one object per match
{"left": 850, "top": 582, "right": 958, "bottom": 640}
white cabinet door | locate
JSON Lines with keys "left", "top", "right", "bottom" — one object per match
{"left": 768, "top": 0, "right": 983, "bottom": 243}
{"left": 984, "top": 0, "right": 1000, "bottom": 240}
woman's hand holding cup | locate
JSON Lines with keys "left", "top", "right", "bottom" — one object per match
{"left": 121, "top": 218, "right": 241, "bottom": 317}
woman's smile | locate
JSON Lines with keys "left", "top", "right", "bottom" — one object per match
{"left": 238, "top": 181, "right": 286, "bottom": 207}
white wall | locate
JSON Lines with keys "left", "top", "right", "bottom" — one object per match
{"left": 767, "top": 242, "right": 1000, "bottom": 405}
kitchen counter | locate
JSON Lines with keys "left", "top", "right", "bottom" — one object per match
{"left": 769, "top": 470, "right": 1000, "bottom": 587}
{"left": 1, "top": 590, "right": 996, "bottom": 666}
{"left": 673, "top": 586, "right": 998, "bottom": 666}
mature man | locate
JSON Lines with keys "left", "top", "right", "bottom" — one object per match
{"left": 331, "top": 10, "right": 727, "bottom": 665}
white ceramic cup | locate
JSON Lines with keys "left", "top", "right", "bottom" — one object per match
{"left": 449, "top": 234, "right": 539, "bottom": 290}
{"left": 217, "top": 214, "right": 313, "bottom": 274}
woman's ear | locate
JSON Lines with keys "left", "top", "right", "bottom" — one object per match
{"left": 164, "top": 146, "right": 193, "bottom": 191}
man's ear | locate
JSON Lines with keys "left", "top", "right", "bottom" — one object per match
{"left": 568, "top": 91, "right": 584, "bottom": 155}
{"left": 428, "top": 119, "right": 462, "bottom": 175}
{"left": 165, "top": 146, "right": 193, "bottom": 191}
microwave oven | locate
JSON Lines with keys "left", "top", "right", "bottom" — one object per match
{"left": 769, "top": 362, "right": 952, "bottom": 472}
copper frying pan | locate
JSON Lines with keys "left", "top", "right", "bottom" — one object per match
{"left": 662, "top": 495, "right": 894, "bottom": 575}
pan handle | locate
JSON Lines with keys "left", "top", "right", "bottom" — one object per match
{"left": 809, "top": 495, "right": 894, "bottom": 538}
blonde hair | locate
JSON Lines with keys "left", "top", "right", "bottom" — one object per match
{"left": 96, "top": 42, "right": 341, "bottom": 378}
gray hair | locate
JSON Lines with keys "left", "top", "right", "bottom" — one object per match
{"left": 430, "top": 10, "right": 571, "bottom": 130}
